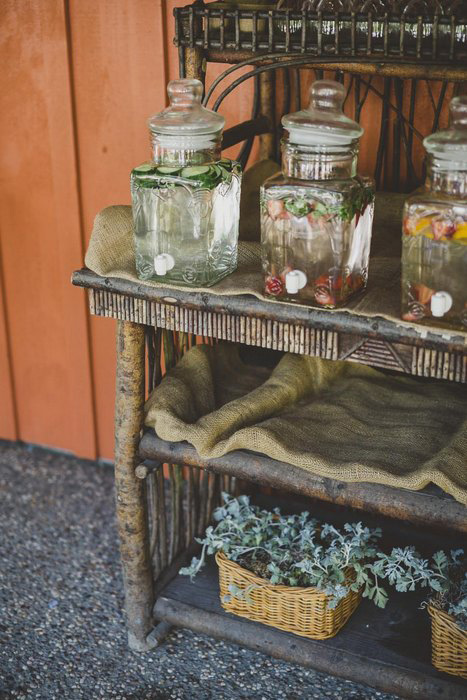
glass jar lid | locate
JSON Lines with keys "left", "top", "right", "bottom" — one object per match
{"left": 282, "top": 80, "right": 363, "bottom": 147}
{"left": 148, "top": 79, "right": 224, "bottom": 143}
{"left": 424, "top": 96, "right": 467, "bottom": 164}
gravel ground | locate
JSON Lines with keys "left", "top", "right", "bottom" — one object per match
{"left": 0, "top": 441, "right": 402, "bottom": 700}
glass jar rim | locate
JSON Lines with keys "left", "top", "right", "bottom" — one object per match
{"left": 281, "top": 137, "right": 359, "bottom": 156}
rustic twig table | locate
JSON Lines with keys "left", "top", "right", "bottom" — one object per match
{"left": 72, "top": 256, "right": 466, "bottom": 700}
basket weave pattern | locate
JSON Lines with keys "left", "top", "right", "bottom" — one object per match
{"left": 428, "top": 605, "right": 467, "bottom": 679}
{"left": 216, "top": 552, "right": 361, "bottom": 640}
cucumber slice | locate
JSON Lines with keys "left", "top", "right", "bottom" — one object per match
{"left": 133, "top": 163, "right": 155, "bottom": 173}
{"left": 180, "top": 166, "right": 211, "bottom": 178}
{"left": 157, "top": 166, "right": 181, "bottom": 175}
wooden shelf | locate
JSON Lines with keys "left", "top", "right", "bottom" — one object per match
{"left": 154, "top": 556, "right": 467, "bottom": 700}
{"left": 72, "top": 267, "right": 467, "bottom": 356}
{"left": 138, "top": 431, "right": 466, "bottom": 533}
{"left": 72, "top": 194, "right": 467, "bottom": 383}
{"left": 72, "top": 266, "right": 467, "bottom": 383}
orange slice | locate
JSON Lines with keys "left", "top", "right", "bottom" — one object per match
{"left": 453, "top": 222, "right": 467, "bottom": 242}
{"left": 414, "top": 217, "right": 432, "bottom": 234}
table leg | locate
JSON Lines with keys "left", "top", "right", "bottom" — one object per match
{"left": 114, "top": 320, "right": 156, "bottom": 651}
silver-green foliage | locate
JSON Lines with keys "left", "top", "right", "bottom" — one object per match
{"left": 375, "top": 547, "right": 466, "bottom": 629}
{"left": 420, "top": 549, "right": 467, "bottom": 631}
{"left": 180, "top": 494, "right": 421, "bottom": 609}
{"left": 448, "top": 580, "right": 467, "bottom": 631}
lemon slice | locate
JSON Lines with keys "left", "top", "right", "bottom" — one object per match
{"left": 453, "top": 222, "right": 467, "bottom": 241}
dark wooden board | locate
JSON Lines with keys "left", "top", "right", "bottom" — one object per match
{"left": 139, "top": 431, "right": 467, "bottom": 533}
{"left": 155, "top": 557, "right": 467, "bottom": 700}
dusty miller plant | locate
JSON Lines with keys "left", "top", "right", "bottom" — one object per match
{"left": 411, "top": 549, "right": 467, "bottom": 631}
{"left": 180, "top": 494, "right": 438, "bottom": 609}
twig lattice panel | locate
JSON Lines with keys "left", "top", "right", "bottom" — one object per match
{"left": 88, "top": 288, "right": 467, "bottom": 383}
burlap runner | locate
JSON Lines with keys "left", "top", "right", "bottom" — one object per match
{"left": 84, "top": 170, "right": 467, "bottom": 340}
{"left": 145, "top": 344, "right": 467, "bottom": 504}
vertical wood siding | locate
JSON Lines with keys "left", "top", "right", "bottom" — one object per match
{"left": 0, "top": 0, "right": 259, "bottom": 460}
{"left": 0, "top": 246, "right": 17, "bottom": 440}
{"left": 0, "top": 0, "right": 96, "bottom": 456}
{"left": 0, "top": 1, "right": 451, "bottom": 460}
{"left": 68, "top": 0, "right": 170, "bottom": 458}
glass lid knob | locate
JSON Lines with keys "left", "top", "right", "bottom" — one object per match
{"left": 167, "top": 79, "right": 203, "bottom": 107}
{"left": 148, "top": 78, "right": 225, "bottom": 137}
{"left": 309, "top": 80, "right": 346, "bottom": 112}
{"left": 450, "top": 95, "right": 467, "bottom": 129}
{"left": 424, "top": 95, "right": 467, "bottom": 162}
{"left": 282, "top": 79, "right": 363, "bottom": 147}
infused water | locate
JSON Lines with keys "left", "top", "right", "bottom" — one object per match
{"left": 132, "top": 159, "right": 241, "bottom": 286}
{"left": 131, "top": 78, "right": 242, "bottom": 288}
{"left": 402, "top": 199, "right": 467, "bottom": 329}
{"left": 401, "top": 95, "right": 467, "bottom": 330}
{"left": 260, "top": 80, "right": 375, "bottom": 308}
{"left": 261, "top": 177, "right": 374, "bottom": 306}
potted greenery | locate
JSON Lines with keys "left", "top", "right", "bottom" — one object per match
{"left": 180, "top": 494, "right": 431, "bottom": 640}
{"left": 375, "top": 546, "right": 466, "bottom": 678}
{"left": 421, "top": 551, "right": 466, "bottom": 679}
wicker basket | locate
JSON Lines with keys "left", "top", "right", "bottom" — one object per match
{"left": 428, "top": 605, "right": 467, "bottom": 679}
{"left": 216, "top": 551, "right": 361, "bottom": 640}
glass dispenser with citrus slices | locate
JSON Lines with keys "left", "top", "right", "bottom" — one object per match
{"left": 402, "top": 95, "right": 467, "bottom": 330}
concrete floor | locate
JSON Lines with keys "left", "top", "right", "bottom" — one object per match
{"left": 0, "top": 441, "right": 401, "bottom": 700}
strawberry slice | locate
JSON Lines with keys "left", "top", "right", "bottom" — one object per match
{"left": 314, "top": 286, "right": 336, "bottom": 306}
{"left": 267, "top": 199, "right": 290, "bottom": 221}
{"left": 431, "top": 216, "right": 455, "bottom": 241}
{"left": 265, "top": 276, "right": 284, "bottom": 296}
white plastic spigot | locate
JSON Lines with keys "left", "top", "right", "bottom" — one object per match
{"left": 431, "top": 291, "right": 453, "bottom": 317}
{"left": 154, "top": 253, "right": 175, "bottom": 276}
{"left": 285, "top": 270, "right": 307, "bottom": 294}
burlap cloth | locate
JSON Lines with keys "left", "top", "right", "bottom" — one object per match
{"left": 84, "top": 163, "right": 467, "bottom": 340}
{"left": 145, "top": 344, "right": 467, "bottom": 504}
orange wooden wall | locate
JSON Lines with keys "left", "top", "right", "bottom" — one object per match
{"left": 0, "top": 0, "right": 256, "bottom": 460}
{"left": 0, "top": 2, "right": 452, "bottom": 460}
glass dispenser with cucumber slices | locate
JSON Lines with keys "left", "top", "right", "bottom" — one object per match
{"left": 131, "top": 79, "right": 242, "bottom": 286}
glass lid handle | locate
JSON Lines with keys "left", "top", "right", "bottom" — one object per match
{"left": 167, "top": 79, "right": 203, "bottom": 107}
{"left": 450, "top": 95, "right": 467, "bottom": 129}
{"left": 309, "top": 80, "right": 346, "bottom": 114}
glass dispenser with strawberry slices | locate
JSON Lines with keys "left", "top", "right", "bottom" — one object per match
{"left": 131, "top": 79, "right": 242, "bottom": 286}
{"left": 402, "top": 95, "right": 467, "bottom": 330}
{"left": 260, "top": 80, "right": 374, "bottom": 307}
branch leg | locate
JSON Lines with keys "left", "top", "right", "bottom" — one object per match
{"left": 115, "top": 320, "right": 155, "bottom": 651}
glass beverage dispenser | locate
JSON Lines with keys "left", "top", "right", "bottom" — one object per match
{"left": 402, "top": 95, "right": 467, "bottom": 330}
{"left": 261, "top": 80, "right": 375, "bottom": 307}
{"left": 131, "top": 79, "right": 242, "bottom": 287}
